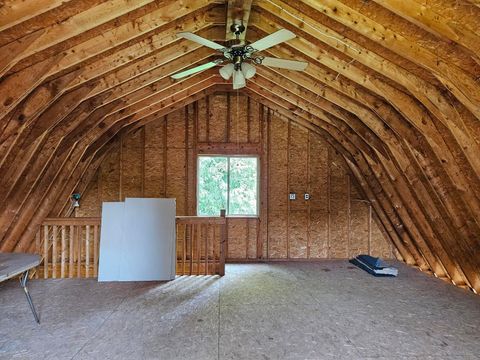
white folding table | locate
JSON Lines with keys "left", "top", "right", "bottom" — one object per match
{"left": 0, "top": 253, "right": 41, "bottom": 323}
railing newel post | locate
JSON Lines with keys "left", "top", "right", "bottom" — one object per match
{"left": 219, "top": 209, "right": 226, "bottom": 276}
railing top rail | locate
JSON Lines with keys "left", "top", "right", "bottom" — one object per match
{"left": 42, "top": 218, "right": 101, "bottom": 225}
{"left": 42, "top": 216, "right": 226, "bottom": 226}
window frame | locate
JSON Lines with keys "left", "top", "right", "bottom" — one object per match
{"left": 196, "top": 154, "right": 260, "bottom": 217}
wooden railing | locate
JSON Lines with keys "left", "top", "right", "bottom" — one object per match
{"left": 36, "top": 218, "right": 101, "bottom": 279}
{"left": 175, "top": 210, "right": 226, "bottom": 276}
{"left": 36, "top": 211, "right": 226, "bottom": 278}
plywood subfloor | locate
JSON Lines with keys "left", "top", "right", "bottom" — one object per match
{"left": 1, "top": 261, "right": 479, "bottom": 359}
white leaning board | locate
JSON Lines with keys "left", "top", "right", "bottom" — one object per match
{"left": 98, "top": 198, "right": 176, "bottom": 281}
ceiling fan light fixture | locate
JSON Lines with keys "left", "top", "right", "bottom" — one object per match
{"left": 241, "top": 62, "right": 256, "bottom": 79}
{"left": 232, "top": 69, "right": 246, "bottom": 89}
{"left": 219, "top": 63, "right": 235, "bottom": 80}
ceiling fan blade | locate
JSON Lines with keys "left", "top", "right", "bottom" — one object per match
{"left": 171, "top": 61, "right": 221, "bottom": 79}
{"left": 261, "top": 57, "right": 308, "bottom": 71}
{"left": 249, "top": 29, "right": 296, "bottom": 52}
{"left": 177, "top": 32, "right": 225, "bottom": 51}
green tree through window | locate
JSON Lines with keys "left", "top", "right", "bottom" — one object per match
{"left": 197, "top": 156, "right": 258, "bottom": 216}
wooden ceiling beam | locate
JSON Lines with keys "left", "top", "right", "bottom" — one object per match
{"left": 0, "top": 67, "right": 218, "bottom": 208}
{"left": 0, "top": 27, "right": 223, "bottom": 172}
{"left": 0, "top": 0, "right": 76, "bottom": 31}
{"left": 251, "top": 5, "right": 480, "bottom": 178}
{"left": 0, "top": 30, "right": 45, "bottom": 76}
{"left": 58, "top": 70, "right": 225, "bottom": 153}
{"left": 0, "top": 5, "right": 224, "bottom": 121}
{"left": 0, "top": 28, "right": 221, "bottom": 162}
{"left": 0, "top": 0, "right": 156, "bottom": 70}
{"left": 0, "top": 51, "right": 220, "bottom": 207}
{"left": 293, "top": 0, "right": 480, "bottom": 119}
{"left": 226, "top": 0, "right": 253, "bottom": 44}
{"left": 247, "top": 24, "right": 480, "bottom": 224}
{"left": 372, "top": 0, "right": 480, "bottom": 57}
{"left": 253, "top": 2, "right": 480, "bottom": 141}
{"left": 7, "top": 1, "right": 224, "bottom": 74}
{"left": 14, "top": 82, "right": 225, "bottom": 253}
{"left": 0, "top": 0, "right": 102, "bottom": 41}
{"left": 1, "top": 76, "right": 225, "bottom": 252}
{"left": 65, "top": 19, "right": 225, "bottom": 91}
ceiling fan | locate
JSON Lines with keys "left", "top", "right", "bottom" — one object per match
{"left": 171, "top": 24, "right": 308, "bottom": 89}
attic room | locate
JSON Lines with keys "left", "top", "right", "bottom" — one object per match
{"left": 0, "top": 0, "right": 479, "bottom": 359}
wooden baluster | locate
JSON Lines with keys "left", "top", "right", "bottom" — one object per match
{"left": 204, "top": 224, "right": 208, "bottom": 275}
{"left": 77, "top": 226, "right": 82, "bottom": 278}
{"left": 52, "top": 225, "right": 58, "bottom": 278}
{"left": 219, "top": 210, "right": 226, "bottom": 276}
{"left": 182, "top": 224, "right": 187, "bottom": 276}
{"left": 69, "top": 225, "right": 74, "bottom": 278}
{"left": 43, "top": 225, "right": 49, "bottom": 279}
{"left": 85, "top": 225, "right": 90, "bottom": 278}
{"left": 61, "top": 225, "right": 66, "bottom": 278}
{"left": 35, "top": 230, "right": 40, "bottom": 279}
{"left": 195, "top": 224, "right": 200, "bottom": 275}
{"left": 213, "top": 225, "right": 217, "bottom": 274}
{"left": 189, "top": 224, "right": 193, "bottom": 275}
{"left": 93, "top": 225, "right": 99, "bottom": 277}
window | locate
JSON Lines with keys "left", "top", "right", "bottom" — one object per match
{"left": 197, "top": 155, "right": 259, "bottom": 216}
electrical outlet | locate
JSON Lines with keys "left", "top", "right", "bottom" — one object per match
{"left": 304, "top": 193, "right": 310, "bottom": 200}
{"left": 289, "top": 192, "right": 296, "bottom": 200}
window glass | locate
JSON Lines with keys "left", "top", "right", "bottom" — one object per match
{"left": 197, "top": 156, "right": 258, "bottom": 216}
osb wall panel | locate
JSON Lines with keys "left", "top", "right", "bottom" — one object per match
{"left": 78, "top": 93, "right": 394, "bottom": 260}
{"left": 99, "top": 143, "right": 121, "bottom": 202}
{"left": 143, "top": 117, "right": 165, "bottom": 198}
{"left": 208, "top": 94, "right": 227, "bottom": 142}
{"left": 121, "top": 129, "right": 143, "bottom": 199}
{"left": 75, "top": 172, "right": 100, "bottom": 217}
{"left": 229, "top": 93, "right": 249, "bottom": 143}
{"left": 308, "top": 132, "right": 329, "bottom": 258}
{"left": 246, "top": 218, "right": 258, "bottom": 259}
{"left": 227, "top": 218, "right": 248, "bottom": 259}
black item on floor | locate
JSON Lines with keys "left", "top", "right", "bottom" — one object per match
{"left": 349, "top": 254, "right": 398, "bottom": 277}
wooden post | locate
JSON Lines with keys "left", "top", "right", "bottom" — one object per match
{"left": 35, "top": 230, "right": 40, "bottom": 279}
{"left": 93, "top": 225, "right": 98, "bottom": 277}
{"left": 219, "top": 209, "right": 226, "bottom": 276}
{"left": 182, "top": 224, "right": 187, "bottom": 276}
{"left": 69, "top": 225, "right": 74, "bottom": 278}
{"left": 76, "top": 226, "right": 81, "bottom": 278}
{"left": 85, "top": 225, "right": 90, "bottom": 278}
{"left": 61, "top": 225, "right": 66, "bottom": 278}
{"left": 204, "top": 224, "right": 208, "bottom": 275}
{"left": 52, "top": 225, "right": 58, "bottom": 278}
{"left": 43, "top": 225, "right": 48, "bottom": 279}
{"left": 189, "top": 224, "right": 193, "bottom": 276}
{"left": 196, "top": 224, "right": 201, "bottom": 275}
